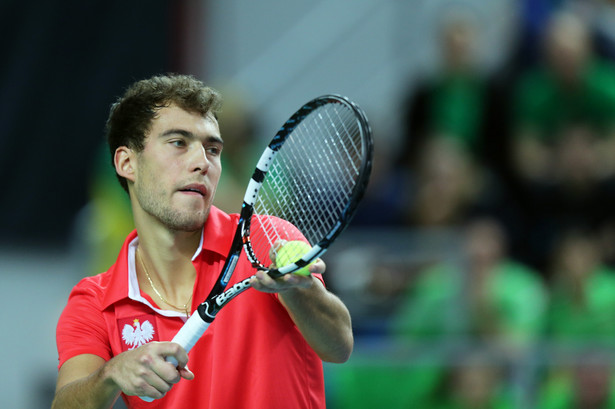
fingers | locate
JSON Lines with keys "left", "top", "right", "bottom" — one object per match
{"left": 113, "top": 341, "right": 192, "bottom": 399}
{"left": 163, "top": 341, "right": 190, "bottom": 369}
{"left": 250, "top": 267, "right": 319, "bottom": 293}
{"left": 150, "top": 342, "right": 194, "bottom": 385}
{"left": 269, "top": 239, "right": 288, "bottom": 263}
{"left": 308, "top": 258, "right": 325, "bottom": 275}
{"left": 178, "top": 365, "right": 195, "bottom": 380}
{"left": 164, "top": 344, "right": 194, "bottom": 380}
{"left": 251, "top": 256, "right": 326, "bottom": 294}
{"left": 138, "top": 362, "right": 178, "bottom": 399}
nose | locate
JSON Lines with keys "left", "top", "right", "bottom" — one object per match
{"left": 190, "top": 144, "right": 210, "bottom": 174}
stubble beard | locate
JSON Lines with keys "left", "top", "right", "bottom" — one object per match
{"left": 135, "top": 180, "right": 210, "bottom": 232}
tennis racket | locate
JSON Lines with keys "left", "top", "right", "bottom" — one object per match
{"left": 141, "top": 94, "right": 373, "bottom": 401}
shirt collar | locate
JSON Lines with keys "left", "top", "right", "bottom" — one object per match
{"left": 196, "top": 205, "right": 234, "bottom": 258}
{"left": 102, "top": 206, "right": 235, "bottom": 310}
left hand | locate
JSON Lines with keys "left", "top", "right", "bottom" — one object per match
{"left": 249, "top": 259, "right": 325, "bottom": 293}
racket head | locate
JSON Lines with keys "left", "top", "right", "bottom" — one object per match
{"left": 241, "top": 94, "right": 373, "bottom": 275}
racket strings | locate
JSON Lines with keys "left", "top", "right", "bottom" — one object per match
{"left": 301, "top": 107, "right": 362, "bottom": 219}
{"left": 249, "top": 102, "right": 365, "bottom": 265}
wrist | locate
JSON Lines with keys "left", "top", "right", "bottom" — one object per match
{"left": 98, "top": 358, "right": 122, "bottom": 395}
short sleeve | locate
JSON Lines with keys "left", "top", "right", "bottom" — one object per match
{"left": 56, "top": 278, "right": 112, "bottom": 369}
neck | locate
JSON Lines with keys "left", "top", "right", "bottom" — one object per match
{"left": 136, "top": 246, "right": 194, "bottom": 315}
{"left": 134, "top": 224, "right": 200, "bottom": 314}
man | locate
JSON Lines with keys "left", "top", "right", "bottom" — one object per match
{"left": 52, "top": 74, "right": 353, "bottom": 409}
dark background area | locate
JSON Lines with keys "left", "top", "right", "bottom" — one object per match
{"left": 0, "top": 0, "right": 175, "bottom": 247}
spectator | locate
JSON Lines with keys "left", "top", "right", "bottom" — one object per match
{"left": 392, "top": 217, "right": 547, "bottom": 352}
{"left": 432, "top": 352, "right": 514, "bottom": 409}
{"left": 511, "top": 11, "right": 615, "bottom": 185}
{"left": 399, "top": 10, "right": 489, "bottom": 169}
{"left": 402, "top": 136, "right": 521, "bottom": 253}
{"left": 546, "top": 228, "right": 615, "bottom": 346}
{"left": 210, "top": 85, "right": 260, "bottom": 214}
{"left": 404, "top": 138, "right": 483, "bottom": 227}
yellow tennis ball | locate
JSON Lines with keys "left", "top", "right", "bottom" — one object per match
{"left": 276, "top": 241, "right": 314, "bottom": 276}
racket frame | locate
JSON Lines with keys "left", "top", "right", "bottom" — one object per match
{"left": 196, "top": 94, "right": 372, "bottom": 322}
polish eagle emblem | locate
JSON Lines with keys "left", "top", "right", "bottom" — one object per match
{"left": 122, "top": 318, "right": 155, "bottom": 349}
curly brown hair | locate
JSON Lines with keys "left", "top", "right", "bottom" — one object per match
{"left": 106, "top": 73, "right": 223, "bottom": 192}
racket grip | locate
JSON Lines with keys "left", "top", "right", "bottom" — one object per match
{"left": 139, "top": 313, "right": 210, "bottom": 402}
{"left": 171, "top": 312, "right": 211, "bottom": 353}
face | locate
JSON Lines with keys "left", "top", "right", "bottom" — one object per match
{"left": 127, "top": 104, "right": 223, "bottom": 232}
{"left": 544, "top": 15, "right": 589, "bottom": 83}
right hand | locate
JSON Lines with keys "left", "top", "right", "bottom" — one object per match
{"left": 105, "top": 341, "right": 194, "bottom": 400}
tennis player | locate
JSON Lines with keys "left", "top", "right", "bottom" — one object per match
{"left": 52, "top": 74, "right": 353, "bottom": 409}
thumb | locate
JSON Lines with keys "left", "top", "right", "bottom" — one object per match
{"left": 178, "top": 364, "right": 194, "bottom": 380}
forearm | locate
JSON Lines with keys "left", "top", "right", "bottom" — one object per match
{"left": 52, "top": 364, "right": 120, "bottom": 409}
{"left": 279, "top": 277, "right": 353, "bottom": 363}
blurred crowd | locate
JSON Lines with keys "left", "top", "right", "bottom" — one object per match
{"left": 330, "top": 1, "right": 615, "bottom": 408}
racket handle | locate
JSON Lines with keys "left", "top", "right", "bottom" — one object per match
{"left": 139, "top": 313, "right": 211, "bottom": 402}
{"left": 171, "top": 312, "right": 211, "bottom": 353}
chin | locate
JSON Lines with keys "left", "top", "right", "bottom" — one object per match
{"left": 173, "top": 220, "right": 206, "bottom": 233}
{"left": 164, "top": 209, "right": 209, "bottom": 232}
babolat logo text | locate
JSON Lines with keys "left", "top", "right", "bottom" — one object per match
{"left": 216, "top": 278, "right": 252, "bottom": 306}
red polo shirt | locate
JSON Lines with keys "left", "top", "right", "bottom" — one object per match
{"left": 56, "top": 206, "right": 325, "bottom": 409}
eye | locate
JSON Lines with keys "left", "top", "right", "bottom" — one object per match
{"left": 206, "top": 145, "right": 223, "bottom": 157}
{"left": 170, "top": 139, "right": 186, "bottom": 148}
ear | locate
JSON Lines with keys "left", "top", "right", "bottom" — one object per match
{"left": 114, "top": 146, "right": 136, "bottom": 183}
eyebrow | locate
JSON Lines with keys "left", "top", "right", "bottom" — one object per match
{"left": 160, "top": 128, "right": 224, "bottom": 146}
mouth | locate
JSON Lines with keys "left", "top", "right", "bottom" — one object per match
{"left": 179, "top": 183, "right": 207, "bottom": 197}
